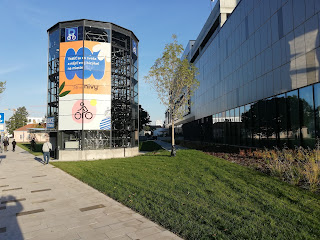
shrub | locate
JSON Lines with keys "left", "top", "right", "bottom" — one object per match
{"left": 261, "top": 146, "right": 320, "bottom": 192}
{"left": 139, "top": 141, "right": 163, "bottom": 152}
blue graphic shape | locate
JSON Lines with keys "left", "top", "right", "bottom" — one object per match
{"left": 0, "top": 113, "right": 4, "bottom": 124}
{"left": 132, "top": 40, "right": 137, "bottom": 55}
{"left": 100, "top": 117, "right": 111, "bottom": 130}
{"left": 66, "top": 27, "right": 78, "bottom": 42}
{"left": 64, "top": 47, "right": 105, "bottom": 80}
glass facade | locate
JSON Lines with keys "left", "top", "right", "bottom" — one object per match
{"left": 47, "top": 20, "right": 138, "bottom": 158}
{"left": 186, "top": 83, "right": 320, "bottom": 148}
{"left": 181, "top": 0, "right": 320, "bottom": 149}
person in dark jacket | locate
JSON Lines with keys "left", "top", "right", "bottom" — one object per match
{"left": 12, "top": 139, "right": 16, "bottom": 152}
{"left": 3, "top": 138, "right": 9, "bottom": 151}
{"left": 30, "top": 138, "right": 36, "bottom": 151}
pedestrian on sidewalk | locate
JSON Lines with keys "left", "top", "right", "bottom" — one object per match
{"left": 12, "top": 139, "right": 16, "bottom": 152}
{"left": 42, "top": 137, "right": 52, "bottom": 164}
{"left": 3, "top": 138, "right": 9, "bottom": 152}
{"left": 30, "top": 138, "right": 36, "bottom": 152}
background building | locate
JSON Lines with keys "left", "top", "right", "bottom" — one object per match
{"left": 170, "top": 0, "right": 320, "bottom": 148}
{"left": 47, "top": 20, "right": 139, "bottom": 160}
{"left": 27, "top": 117, "right": 45, "bottom": 124}
{"left": 14, "top": 123, "right": 47, "bottom": 143}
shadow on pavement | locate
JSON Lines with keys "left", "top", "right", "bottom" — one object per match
{"left": 0, "top": 195, "right": 24, "bottom": 240}
{"left": 0, "top": 155, "right": 6, "bottom": 164}
{"left": 34, "top": 157, "right": 45, "bottom": 164}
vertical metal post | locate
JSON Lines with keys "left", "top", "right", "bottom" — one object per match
{"left": 81, "top": 21, "right": 85, "bottom": 150}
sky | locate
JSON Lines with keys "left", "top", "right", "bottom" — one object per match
{"left": 0, "top": 0, "right": 215, "bottom": 125}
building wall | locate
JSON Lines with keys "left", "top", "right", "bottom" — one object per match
{"left": 58, "top": 147, "right": 139, "bottom": 161}
{"left": 192, "top": 0, "right": 320, "bottom": 120}
{"left": 184, "top": 0, "right": 320, "bottom": 148}
{"left": 27, "top": 117, "right": 45, "bottom": 124}
{"left": 14, "top": 131, "right": 47, "bottom": 143}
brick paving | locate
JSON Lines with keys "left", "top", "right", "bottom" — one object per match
{"left": 0, "top": 145, "right": 182, "bottom": 240}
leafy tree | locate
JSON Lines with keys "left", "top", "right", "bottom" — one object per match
{"left": 0, "top": 81, "right": 6, "bottom": 94}
{"left": 139, "top": 105, "right": 151, "bottom": 131}
{"left": 6, "top": 107, "right": 29, "bottom": 134}
{"left": 145, "top": 35, "right": 199, "bottom": 156}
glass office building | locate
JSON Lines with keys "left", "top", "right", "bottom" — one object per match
{"left": 177, "top": 0, "right": 320, "bottom": 148}
{"left": 47, "top": 20, "right": 139, "bottom": 160}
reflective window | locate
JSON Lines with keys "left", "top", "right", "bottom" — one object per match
{"left": 287, "top": 90, "right": 300, "bottom": 147}
{"left": 314, "top": 83, "right": 320, "bottom": 138}
{"left": 265, "top": 98, "right": 277, "bottom": 148}
{"left": 299, "top": 86, "right": 315, "bottom": 147}
{"left": 251, "top": 102, "right": 260, "bottom": 147}
{"left": 49, "top": 30, "right": 59, "bottom": 61}
{"left": 234, "top": 107, "right": 240, "bottom": 145}
{"left": 244, "top": 104, "right": 252, "bottom": 146}
{"left": 276, "top": 94, "right": 288, "bottom": 147}
{"left": 240, "top": 106, "right": 245, "bottom": 145}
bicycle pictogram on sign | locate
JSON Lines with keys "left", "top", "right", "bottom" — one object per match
{"left": 74, "top": 102, "right": 93, "bottom": 120}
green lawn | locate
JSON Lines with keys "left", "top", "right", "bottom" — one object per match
{"left": 52, "top": 150, "right": 320, "bottom": 239}
{"left": 17, "top": 143, "right": 43, "bottom": 156}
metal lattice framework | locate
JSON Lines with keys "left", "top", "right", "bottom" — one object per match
{"left": 111, "top": 33, "right": 132, "bottom": 147}
{"left": 48, "top": 59, "right": 59, "bottom": 117}
{"left": 83, "top": 130, "right": 110, "bottom": 149}
{"left": 85, "top": 31, "right": 109, "bottom": 42}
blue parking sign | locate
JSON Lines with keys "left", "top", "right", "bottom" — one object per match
{"left": 66, "top": 27, "right": 78, "bottom": 42}
{"left": 0, "top": 113, "right": 4, "bottom": 124}
{"left": 47, "top": 117, "right": 55, "bottom": 129}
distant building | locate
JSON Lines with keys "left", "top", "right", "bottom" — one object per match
{"left": 14, "top": 123, "right": 47, "bottom": 143}
{"left": 155, "top": 120, "right": 163, "bottom": 127}
{"left": 27, "top": 117, "right": 45, "bottom": 124}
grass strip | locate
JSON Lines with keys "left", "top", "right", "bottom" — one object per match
{"left": 52, "top": 149, "right": 320, "bottom": 239}
{"left": 17, "top": 143, "right": 43, "bottom": 156}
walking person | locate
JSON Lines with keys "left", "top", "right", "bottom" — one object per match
{"left": 3, "top": 138, "right": 9, "bottom": 152}
{"left": 42, "top": 137, "right": 52, "bottom": 164}
{"left": 12, "top": 139, "right": 16, "bottom": 152}
{"left": 30, "top": 138, "right": 36, "bottom": 152}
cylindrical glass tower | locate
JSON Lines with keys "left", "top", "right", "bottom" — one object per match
{"left": 47, "top": 20, "right": 139, "bottom": 160}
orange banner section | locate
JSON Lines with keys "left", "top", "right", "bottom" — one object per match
{"left": 59, "top": 41, "right": 111, "bottom": 96}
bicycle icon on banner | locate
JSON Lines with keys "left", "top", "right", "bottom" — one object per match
{"left": 67, "top": 33, "right": 77, "bottom": 41}
{"left": 74, "top": 102, "right": 93, "bottom": 120}
{"left": 66, "top": 27, "right": 78, "bottom": 41}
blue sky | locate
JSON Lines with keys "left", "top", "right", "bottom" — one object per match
{"left": 0, "top": 0, "right": 215, "bottom": 124}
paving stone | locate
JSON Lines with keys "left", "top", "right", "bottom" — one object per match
{"left": 105, "top": 226, "right": 137, "bottom": 239}
{"left": 0, "top": 144, "right": 183, "bottom": 240}
{"left": 126, "top": 226, "right": 164, "bottom": 239}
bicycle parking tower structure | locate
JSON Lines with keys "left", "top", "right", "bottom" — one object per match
{"left": 47, "top": 20, "right": 139, "bottom": 160}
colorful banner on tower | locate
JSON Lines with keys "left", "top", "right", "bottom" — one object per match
{"left": 58, "top": 41, "right": 111, "bottom": 131}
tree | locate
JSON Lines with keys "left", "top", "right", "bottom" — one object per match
{"left": 145, "top": 35, "right": 199, "bottom": 156}
{"left": 5, "top": 107, "right": 29, "bottom": 135}
{"left": 0, "top": 81, "right": 5, "bottom": 94}
{"left": 139, "top": 105, "right": 151, "bottom": 131}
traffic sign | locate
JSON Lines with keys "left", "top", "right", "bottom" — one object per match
{"left": 0, "top": 113, "right": 4, "bottom": 124}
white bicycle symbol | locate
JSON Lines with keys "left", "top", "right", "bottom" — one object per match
{"left": 67, "top": 33, "right": 76, "bottom": 41}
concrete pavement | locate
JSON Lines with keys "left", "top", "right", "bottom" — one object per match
{"left": 154, "top": 140, "right": 187, "bottom": 151}
{"left": 0, "top": 145, "right": 182, "bottom": 240}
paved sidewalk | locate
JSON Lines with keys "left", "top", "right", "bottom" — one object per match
{"left": 0, "top": 145, "right": 182, "bottom": 240}
{"left": 154, "top": 140, "right": 187, "bottom": 151}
